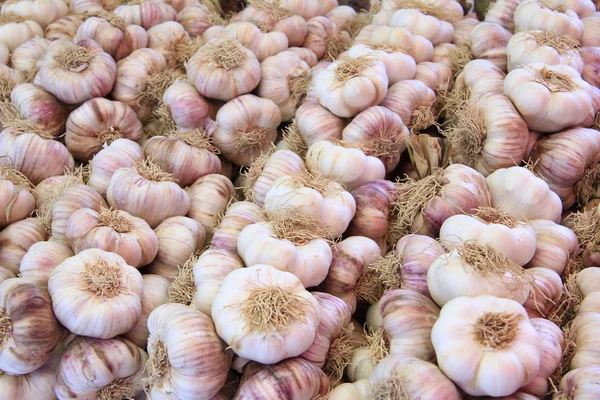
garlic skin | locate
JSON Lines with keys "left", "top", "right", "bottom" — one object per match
{"left": 232, "top": 4, "right": 308, "bottom": 47}
{"left": 389, "top": 9, "right": 454, "bottom": 45}
{"left": 122, "top": 274, "right": 169, "bottom": 348}
{"left": 187, "top": 38, "right": 261, "bottom": 102}
{"left": 514, "top": 0, "right": 584, "bottom": 40}
{"left": 65, "top": 98, "right": 143, "bottom": 161}
{"left": 0, "top": 16, "right": 43, "bottom": 52}
{"left": 216, "top": 21, "right": 289, "bottom": 62}
{"left": 301, "top": 16, "right": 350, "bottom": 61}
{"left": 432, "top": 295, "right": 543, "bottom": 396}
{"left": 453, "top": 18, "right": 479, "bottom": 45}
{"left": 162, "top": 80, "right": 211, "bottom": 130}
{"left": 193, "top": 248, "right": 243, "bottom": 317}
{"left": 212, "top": 264, "right": 320, "bottom": 364}
{"left": 291, "top": 102, "right": 344, "bottom": 153}
{"left": 88, "top": 138, "right": 143, "bottom": 197}
{"left": 571, "top": 312, "right": 600, "bottom": 369}
{"left": 0, "top": 218, "right": 47, "bottom": 274}
{"left": 0, "top": 267, "right": 14, "bottom": 285}
{"left": 55, "top": 336, "right": 147, "bottom": 400}
{"left": 354, "top": 25, "right": 434, "bottom": 64}
{"left": 413, "top": 61, "right": 453, "bottom": 93}
{"left": 522, "top": 267, "right": 563, "bottom": 318}
{"left": 114, "top": 1, "right": 177, "bottom": 30}
{"left": 211, "top": 201, "right": 264, "bottom": 252}
{"left": 558, "top": 366, "right": 600, "bottom": 398}
{"left": 486, "top": 166, "right": 563, "bottom": 223}
{"left": 107, "top": 159, "right": 191, "bottom": 229}
{"left": 313, "top": 52, "right": 388, "bottom": 118}
{"left": 580, "top": 46, "right": 600, "bottom": 87}
{"left": 44, "top": 15, "right": 83, "bottom": 41}
{"left": 66, "top": 207, "right": 158, "bottom": 268}
{"left": 234, "top": 358, "right": 329, "bottom": 400}
{"left": 455, "top": 59, "right": 506, "bottom": 97}
{"left": 177, "top": 4, "right": 214, "bottom": 37}
{"left": 526, "top": 219, "right": 578, "bottom": 274}
{"left": 396, "top": 235, "right": 447, "bottom": 299}
{"left": 0, "top": 167, "right": 34, "bottom": 229}
{"left": 11, "top": 37, "right": 50, "bottom": 75}
{"left": 582, "top": 12, "right": 600, "bottom": 46}
{"left": 9, "top": 83, "right": 67, "bottom": 138}
{"left": 36, "top": 39, "right": 117, "bottom": 105}
{"left": 257, "top": 50, "right": 312, "bottom": 121}
{"left": 238, "top": 221, "right": 333, "bottom": 288}
{"left": 186, "top": 174, "right": 235, "bottom": 238}
{"left": 306, "top": 140, "right": 386, "bottom": 192}
{"left": 48, "top": 248, "right": 144, "bottom": 339}
{"left": 2, "top": 0, "right": 67, "bottom": 29}
{"left": 380, "top": 79, "right": 437, "bottom": 133}
{"left": 506, "top": 30, "right": 584, "bottom": 72}
{"left": 146, "top": 303, "right": 231, "bottom": 400}
{"left": 0, "top": 43, "right": 7, "bottom": 65}
{"left": 0, "top": 278, "right": 62, "bottom": 375}
{"left": 440, "top": 212, "right": 536, "bottom": 266}
{"left": 0, "top": 364, "right": 55, "bottom": 400}
{"left": 19, "top": 241, "right": 73, "bottom": 287}
{"left": 146, "top": 20, "right": 192, "bottom": 70}
{"left": 264, "top": 173, "right": 356, "bottom": 238}
{"left": 504, "top": 62, "right": 594, "bottom": 132}
{"left": 340, "top": 43, "right": 417, "bottom": 86}
{"left": 470, "top": 21, "right": 513, "bottom": 72}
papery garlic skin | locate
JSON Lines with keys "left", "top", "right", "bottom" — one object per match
{"left": 114, "top": 1, "right": 177, "bottom": 30}
{"left": 470, "top": 21, "right": 513, "bottom": 72}
{"left": 11, "top": 37, "right": 50, "bottom": 75}
{"left": 87, "top": 138, "right": 143, "bottom": 197}
{"left": 185, "top": 174, "right": 235, "bottom": 238}
{"left": 163, "top": 79, "right": 211, "bottom": 130}
{"left": 506, "top": 30, "right": 584, "bottom": 72}
{"left": 216, "top": 21, "right": 289, "bottom": 62}
{"left": 212, "top": 264, "right": 320, "bottom": 364}
{"left": 0, "top": 17, "right": 43, "bottom": 52}
{"left": 19, "top": 241, "right": 73, "bottom": 287}
{"left": 522, "top": 267, "right": 563, "bottom": 319}
{"left": 146, "top": 303, "right": 231, "bottom": 400}
{"left": 388, "top": 9, "right": 454, "bottom": 45}
{"left": 177, "top": 4, "right": 213, "bottom": 37}
{"left": 414, "top": 61, "right": 453, "bottom": 94}
{"left": 526, "top": 219, "right": 578, "bottom": 274}
{"left": 238, "top": 222, "right": 333, "bottom": 288}
{"left": 514, "top": 0, "right": 584, "bottom": 40}
{"left": 44, "top": 15, "right": 83, "bottom": 41}
{"left": 48, "top": 248, "right": 144, "bottom": 339}
{"left": 2, "top": 0, "right": 68, "bottom": 29}
{"left": 55, "top": 336, "right": 147, "bottom": 400}
{"left": 0, "top": 278, "right": 62, "bottom": 375}
{"left": 432, "top": 295, "right": 543, "bottom": 396}
{"left": 354, "top": 25, "right": 434, "bottom": 64}
{"left": 558, "top": 366, "right": 600, "bottom": 398}
{"left": 0, "top": 364, "right": 55, "bottom": 400}
{"left": 0, "top": 218, "right": 47, "bottom": 274}
{"left": 9, "top": 83, "right": 67, "bottom": 138}
{"left": 453, "top": 18, "right": 479, "bottom": 44}
{"left": 0, "top": 168, "right": 34, "bottom": 229}
{"left": 340, "top": 43, "right": 417, "bottom": 86}
{"left": 486, "top": 166, "right": 562, "bottom": 222}
{"left": 570, "top": 312, "right": 600, "bottom": 369}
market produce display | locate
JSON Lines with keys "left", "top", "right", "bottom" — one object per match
{"left": 0, "top": 0, "right": 599, "bottom": 398}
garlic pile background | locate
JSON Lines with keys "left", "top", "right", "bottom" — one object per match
{"left": 0, "top": 0, "right": 599, "bottom": 398}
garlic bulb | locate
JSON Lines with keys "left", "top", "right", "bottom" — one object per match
{"left": 19, "top": 241, "right": 73, "bottom": 287}
{"left": 526, "top": 219, "right": 579, "bottom": 274}
{"left": 9, "top": 83, "right": 67, "bottom": 138}
{"left": 55, "top": 336, "right": 147, "bottom": 399}
{"left": 0, "top": 267, "right": 14, "bottom": 285}
{"left": 0, "top": 166, "right": 34, "bottom": 229}
{"left": 0, "top": 43, "right": 7, "bottom": 65}
{"left": 74, "top": 12, "right": 148, "bottom": 61}
{"left": 211, "top": 201, "right": 264, "bottom": 252}
{"left": 514, "top": 0, "right": 584, "bottom": 40}
{"left": 0, "top": 13, "right": 43, "bottom": 52}
{"left": 87, "top": 138, "right": 143, "bottom": 197}
{"left": 161, "top": 79, "right": 211, "bottom": 131}
{"left": 439, "top": 207, "right": 536, "bottom": 266}
{"left": 380, "top": 79, "right": 437, "bottom": 133}
{"left": 570, "top": 312, "right": 600, "bottom": 369}
{"left": 216, "top": 21, "right": 289, "bottom": 62}
{"left": 389, "top": 164, "right": 491, "bottom": 242}
{"left": 257, "top": 50, "right": 312, "bottom": 121}
{"left": 65, "top": 98, "right": 142, "bottom": 161}
{"left": 177, "top": 4, "right": 217, "bottom": 37}
{"left": 0, "top": 364, "right": 55, "bottom": 400}
{"left": 48, "top": 248, "right": 144, "bottom": 339}
{"left": 264, "top": 172, "right": 356, "bottom": 238}
{"left": 112, "top": 47, "right": 178, "bottom": 122}
{"left": 507, "top": 30, "right": 584, "bottom": 72}
{"left": 453, "top": 59, "right": 506, "bottom": 98}
{"left": 11, "top": 37, "right": 50, "bottom": 76}
{"left": 530, "top": 127, "right": 600, "bottom": 208}
{"left": 187, "top": 38, "right": 261, "bottom": 102}
{"left": 420, "top": 60, "right": 455, "bottom": 92}
{"left": 234, "top": 358, "right": 329, "bottom": 399}
{"left": 0, "top": 218, "right": 47, "bottom": 274}
{"left": 114, "top": 0, "right": 177, "bottom": 30}
{"left": 453, "top": 17, "right": 479, "bottom": 44}
{"left": 582, "top": 12, "right": 600, "bottom": 46}
{"left": 428, "top": 243, "right": 532, "bottom": 306}
{"left": 470, "top": 21, "right": 513, "bottom": 72}
{"left": 580, "top": 46, "right": 600, "bottom": 87}
{"left": 36, "top": 39, "right": 116, "bottom": 105}
{"left": 432, "top": 295, "right": 543, "bottom": 396}
{"left": 486, "top": 166, "right": 563, "bottom": 222}
{"left": 504, "top": 62, "right": 594, "bottom": 132}
{"left": 107, "top": 158, "right": 191, "bottom": 229}
{"left": 522, "top": 267, "right": 563, "bottom": 320}
{"left": 238, "top": 217, "right": 333, "bottom": 288}
{"left": 0, "top": 278, "right": 62, "bottom": 374}
{"left": 146, "top": 20, "right": 200, "bottom": 70}
{"left": 44, "top": 15, "right": 83, "bottom": 41}
{"left": 302, "top": 16, "right": 351, "bottom": 61}
{"left": 312, "top": 52, "right": 388, "bottom": 118}
{"left": 389, "top": 9, "right": 454, "bottom": 45}
{"left": 557, "top": 366, "right": 600, "bottom": 398}
{"left": 185, "top": 174, "right": 235, "bottom": 238}
{"left": 2, "top": 0, "right": 67, "bottom": 29}
{"left": 354, "top": 25, "right": 434, "bottom": 64}
{"left": 212, "top": 264, "right": 320, "bottom": 364}
{"left": 122, "top": 274, "right": 170, "bottom": 348}
{"left": 146, "top": 216, "right": 205, "bottom": 280}
{"left": 66, "top": 207, "right": 158, "bottom": 268}
{"left": 306, "top": 140, "right": 386, "bottom": 192}
{"left": 145, "top": 303, "right": 231, "bottom": 399}
{"left": 341, "top": 43, "right": 417, "bottom": 86}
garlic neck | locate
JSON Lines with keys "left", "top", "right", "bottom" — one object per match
{"left": 83, "top": 261, "right": 121, "bottom": 298}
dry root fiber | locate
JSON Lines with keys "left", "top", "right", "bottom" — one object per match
{"left": 366, "top": 130, "right": 405, "bottom": 160}
{"left": 574, "top": 163, "right": 600, "bottom": 207}
{"left": 286, "top": 171, "right": 346, "bottom": 197}
{"left": 356, "top": 253, "right": 402, "bottom": 304}
{"left": 530, "top": 31, "right": 580, "bottom": 54}
{"left": 96, "top": 377, "right": 134, "bottom": 400}
{"left": 93, "top": 11, "right": 127, "bottom": 30}
{"left": 0, "top": 13, "right": 26, "bottom": 25}
{"left": 267, "top": 210, "right": 334, "bottom": 245}
{"left": 167, "top": 253, "right": 199, "bottom": 306}
{"left": 366, "top": 326, "right": 390, "bottom": 362}
{"left": 171, "top": 36, "right": 206, "bottom": 70}
{"left": 248, "top": 18, "right": 272, "bottom": 33}
{"left": 549, "top": 326, "right": 576, "bottom": 395}
{"left": 323, "top": 324, "right": 356, "bottom": 384}
{"left": 52, "top": 45, "right": 94, "bottom": 73}
{"left": 82, "top": 260, "right": 121, "bottom": 298}
{"left": 0, "top": 102, "right": 50, "bottom": 139}
{"left": 388, "top": 0, "right": 460, "bottom": 22}
{"left": 370, "top": 377, "right": 410, "bottom": 400}
{"left": 406, "top": 134, "right": 450, "bottom": 179}
{"left": 137, "top": 71, "right": 181, "bottom": 107}
{"left": 234, "top": 126, "right": 270, "bottom": 153}
{"left": 473, "top": 311, "right": 521, "bottom": 350}
{"left": 0, "top": 308, "right": 11, "bottom": 348}
{"left": 473, "top": 206, "right": 519, "bottom": 227}
{"left": 442, "top": 97, "right": 487, "bottom": 164}
{"left": 325, "top": 33, "right": 352, "bottom": 62}
{"left": 242, "top": 145, "right": 276, "bottom": 201}
{"left": 447, "top": 45, "right": 474, "bottom": 77}
{"left": 200, "top": 38, "right": 247, "bottom": 70}
{"left": 135, "top": 158, "right": 176, "bottom": 183}
{"left": 97, "top": 126, "right": 123, "bottom": 146}
{"left": 409, "top": 104, "right": 437, "bottom": 134}
{"left": 97, "top": 207, "right": 133, "bottom": 233}
{"left": 528, "top": 66, "right": 578, "bottom": 92}
{"left": 247, "top": 0, "right": 292, "bottom": 21}
{"left": 566, "top": 209, "right": 600, "bottom": 253}
{"left": 143, "top": 339, "right": 171, "bottom": 394}
{"left": 548, "top": 274, "right": 581, "bottom": 328}
{"left": 334, "top": 54, "right": 376, "bottom": 82}
{"left": 281, "top": 121, "right": 308, "bottom": 158}
{"left": 287, "top": 68, "right": 311, "bottom": 108}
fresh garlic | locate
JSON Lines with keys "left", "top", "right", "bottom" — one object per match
{"left": 145, "top": 303, "right": 232, "bottom": 399}
{"left": 55, "top": 336, "right": 147, "bottom": 399}
{"left": 114, "top": 0, "right": 177, "bottom": 30}
{"left": 388, "top": 8, "right": 455, "bottom": 45}
{"left": 470, "top": 21, "right": 513, "bottom": 72}
{"left": 570, "top": 312, "right": 600, "bottom": 369}
{"left": 161, "top": 0, "right": 200, "bottom": 12}
{"left": 526, "top": 219, "right": 579, "bottom": 275}
{"left": 557, "top": 366, "right": 600, "bottom": 398}
{"left": 0, "top": 13, "right": 43, "bottom": 52}
{"left": 0, "top": 218, "right": 47, "bottom": 274}
{"left": 0, "top": 43, "right": 7, "bottom": 65}
{"left": 582, "top": 12, "right": 600, "bottom": 46}
{"left": 9, "top": 83, "right": 67, "bottom": 138}
{"left": 10, "top": 37, "right": 50, "bottom": 77}
{"left": 212, "top": 264, "right": 320, "bottom": 364}
{"left": 36, "top": 39, "right": 116, "bottom": 105}
{"left": 161, "top": 79, "right": 211, "bottom": 130}
{"left": 146, "top": 20, "right": 198, "bottom": 70}
{"left": 0, "top": 165, "right": 34, "bottom": 228}
{"left": 432, "top": 295, "right": 543, "bottom": 396}
{"left": 507, "top": 30, "right": 584, "bottom": 72}
{"left": 187, "top": 37, "right": 261, "bottom": 102}
{"left": 302, "top": 16, "right": 351, "bottom": 62}
{"left": 107, "top": 158, "right": 190, "bottom": 229}
{"left": 211, "top": 201, "right": 264, "bottom": 252}
{"left": 523, "top": 267, "right": 563, "bottom": 320}
{"left": 0, "top": 278, "right": 62, "bottom": 374}
{"left": 514, "top": 0, "right": 584, "bottom": 39}
{"left": 44, "top": 15, "right": 83, "bottom": 41}
{"left": 88, "top": 138, "right": 143, "bottom": 197}
{"left": 288, "top": 46, "right": 318, "bottom": 66}
{"left": 185, "top": 174, "right": 235, "bottom": 238}
{"left": 65, "top": 98, "right": 142, "bottom": 161}
{"left": 177, "top": 4, "right": 219, "bottom": 38}
{"left": 380, "top": 79, "right": 437, "bottom": 134}
{"left": 122, "top": 274, "right": 169, "bottom": 348}
{"left": 414, "top": 61, "right": 453, "bottom": 94}
{"left": 2, "top": 0, "right": 67, "bottom": 29}
{"left": 580, "top": 46, "right": 600, "bottom": 87}
{"left": 326, "top": 5, "right": 357, "bottom": 30}
{"left": 74, "top": 12, "right": 148, "bottom": 61}
{"left": 216, "top": 21, "right": 289, "bottom": 62}
{"left": 341, "top": 43, "right": 417, "bottom": 86}
{"left": 354, "top": 24, "right": 434, "bottom": 64}
{"left": 0, "top": 364, "right": 55, "bottom": 400}
{"left": 453, "top": 17, "right": 479, "bottom": 44}
{"left": 48, "top": 248, "right": 144, "bottom": 339}
{"left": 19, "top": 241, "right": 73, "bottom": 287}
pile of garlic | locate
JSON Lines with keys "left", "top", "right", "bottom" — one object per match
{"left": 0, "top": 0, "right": 599, "bottom": 398}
